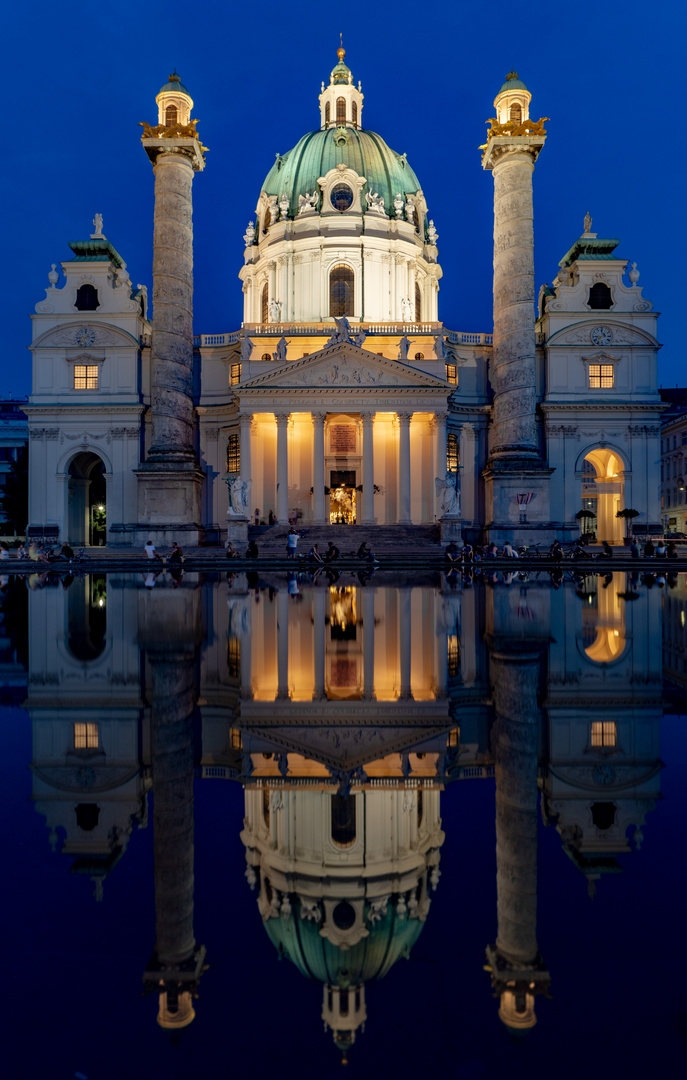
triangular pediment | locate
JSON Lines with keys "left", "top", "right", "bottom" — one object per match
{"left": 239, "top": 341, "right": 449, "bottom": 391}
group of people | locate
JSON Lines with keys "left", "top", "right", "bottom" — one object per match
{"left": 445, "top": 540, "right": 520, "bottom": 562}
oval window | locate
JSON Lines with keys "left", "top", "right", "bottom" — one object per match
{"left": 331, "top": 184, "right": 354, "bottom": 212}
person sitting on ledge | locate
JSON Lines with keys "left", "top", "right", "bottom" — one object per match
{"left": 485, "top": 542, "right": 498, "bottom": 559}
{"left": 225, "top": 540, "right": 239, "bottom": 558}
{"left": 630, "top": 539, "right": 641, "bottom": 559}
{"left": 356, "top": 541, "right": 378, "bottom": 563}
{"left": 324, "top": 541, "right": 340, "bottom": 562}
{"left": 550, "top": 540, "right": 563, "bottom": 561}
{"left": 169, "top": 542, "right": 184, "bottom": 564}
{"left": 308, "top": 543, "right": 324, "bottom": 563}
{"left": 503, "top": 541, "right": 519, "bottom": 558}
{"left": 655, "top": 540, "right": 667, "bottom": 558}
{"left": 58, "top": 541, "right": 74, "bottom": 561}
{"left": 445, "top": 541, "right": 460, "bottom": 562}
{"left": 246, "top": 539, "right": 259, "bottom": 559}
{"left": 144, "top": 540, "right": 161, "bottom": 561}
{"left": 667, "top": 541, "right": 678, "bottom": 559}
{"left": 643, "top": 540, "right": 655, "bottom": 558}
{"left": 600, "top": 540, "right": 613, "bottom": 558}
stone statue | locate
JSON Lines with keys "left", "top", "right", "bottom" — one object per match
{"left": 583, "top": 210, "right": 592, "bottom": 234}
{"left": 326, "top": 316, "right": 353, "bottom": 346}
{"left": 92, "top": 213, "right": 103, "bottom": 237}
{"left": 367, "top": 896, "right": 389, "bottom": 924}
{"left": 268, "top": 298, "right": 281, "bottom": 324}
{"left": 352, "top": 327, "right": 367, "bottom": 348}
{"left": 227, "top": 476, "right": 251, "bottom": 517}
{"left": 115, "top": 264, "right": 131, "bottom": 289}
{"left": 433, "top": 333, "right": 446, "bottom": 361}
{"left": 136, "top": 283, "right": 149, "bottom": 319}
{"left": 401, "top": 297, "right": 412, "bottom": 322}
{"left": 273, "top": 335, "right": 289, "bottom": 363}
{"left": 278, "top": 193, "right": 290, "bottom": 218}
{"left": 243, "top": 220, "right": 256, "bottom": 246}
{"left": 365, "top": 190, "right": 384, "bottom": 213}
{"left": 393, "top": 192, "right": 404, "bottom": 218}
{"left": 48, "top": 264, "right": 59, "bottom": 288}
{"left": 298, "top": 191, "right": 318, "bottom": 213}
{"left": 398, "top": 334, "right": 412, "bottom": 360}
{"left": 435, "top": 472, "right": 461, "bottom": 517}
{"left": 427, "top": 219, "right": 438, "bottom": 244}
{"left": 239, "top": 333, "right": 253, "bottom": 361}
{"left": 629, "top": 262, "right": 640, "bottom": 285}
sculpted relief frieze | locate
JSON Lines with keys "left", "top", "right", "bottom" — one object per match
{"left": 38, "top": 325, "right": 130, "bottom": 348}
{"left": 284, "top": 363, "right": 403, "bottom": 387}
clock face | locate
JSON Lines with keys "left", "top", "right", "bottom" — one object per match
{"left": 590, "top": 325, "right": 612, "bottom": 347}
{"left": 74, "top": 326, "right": 96, "bottom": 348}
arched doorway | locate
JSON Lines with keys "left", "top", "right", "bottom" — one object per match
{"left": 580, "top": 449, "right": 624, "bottom": 545}
{"left": 68, "top": 453, "right": 107, "bottom": 545}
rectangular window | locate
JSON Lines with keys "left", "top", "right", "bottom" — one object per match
{"left": 226, "top": 433, "right": 240, "bottom": 473}
{"left": 230, "top": 726, "right": 242, "bottom": 749}
{"left": 230, "top": 363, "right": 241, "bottom": 386}
{"left": 589, "top": 364, "right": 614, "bottom": 388}
{"left": 74, "top": 722, "right": 98, "bottom": 749}
{"left": 447, "top": 635, "right": 460, "bottom": 677}
{"left": 591, "top": 721, "right": 616, "bottom": 747}
{"left": 227, "top": 638, "right": 240, "bottom": 677}
{"left": 446, "top": 363, "right": 457, "bottom": 386}
{"left": 447, "top": 432, "right": 459, "bottom": 473}
{"left": 447, "top": 727, "right": 460, "bottom": 748}
{"left": 74, "top": 365, "right": 98, "bottom": 390}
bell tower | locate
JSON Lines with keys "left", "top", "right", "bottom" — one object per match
{"left": 135, "top": 72, "right": 207, "bottom": 546}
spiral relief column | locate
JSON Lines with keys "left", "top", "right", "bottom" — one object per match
{"left": 481, "top": 73, "right": 553, "bottom": 544}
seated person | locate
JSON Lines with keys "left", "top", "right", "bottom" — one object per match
{"left": 169, "top": 542, "right": 184, "bottom": 563}
{"left": 667, "top": 541, "right": 678, "bottom": 559}
{"left": 485, "top": 542, "right": 498, "bottom": 559}
{"left": 59, "top": 541, "right": 74, "bottom": 560}
{"left": 246, "top": 539, "right": 259, "bottom": 559}
{"left": 655, "top": 541, "right": 667, "bottom": 558}
{"left": 550, "top": 540, "right": 563, "bottom": 561}
{"left": 445, "top": 541, "right": 460, "bottom": 562}
{"left": 308, "top": 543, "right": 324, "bottom": 563}
{"left": 225, "top": 541, "right": 239, "bottom": 558}
{"left": 356, "top": 541, "right": 375, "bottom": 560}
{"left": 324, "top": 541, "right": 341, "bottom": 562}
{"left": 461, "top": 543, "right": 474, "bottom": 562}
{"left": 503, "top": 541, "right": 518, "bottom": 558}
{"left": 643, "top": 540, "right": 655, "bottom": 557}
{"left": 600, "top": 540, "right": 613, "bottom": 558}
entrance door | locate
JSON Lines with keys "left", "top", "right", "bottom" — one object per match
{"left": 68, "top": 452, "right": 106, "bottom": 545}
{"left": 329, "top": 469, "right": 357, "bottom": 524}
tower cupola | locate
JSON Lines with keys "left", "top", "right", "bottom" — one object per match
{"left": 493, "top": 70, "right": 531, "bottom": 126}
{"left": 156, "top": 70, "right": 193, "bottom": 128}
{"left": 319, "top": 41, "right": 364, "bottom": 130}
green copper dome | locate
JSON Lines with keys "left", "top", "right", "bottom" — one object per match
{"left": 158, "top": 70, "right": 191, "bottom": 97}
{"left": 265, "top": 899, "right": 424, "bottom": 987}
{"left": 498, "top": 70, "right": 528, "bottom": 93}
{"left": 261, "top": 127, "right": 423, "bottom": 220}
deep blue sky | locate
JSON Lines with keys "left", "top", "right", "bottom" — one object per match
{"left": 5, "top": 0, "right": 684, "bottom": 399}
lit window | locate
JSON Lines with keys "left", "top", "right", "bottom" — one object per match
{"left": 510, "top": 102, "right": 522, "bottom": 123}
{"left": 591, "top": 721, "right": 616, "bottom": 747}
{"left": 325, "top": 101, "right": 331, "bottom": 125}
{"left": 447, "top": 432, "right": 459, "bottom": 472}
{"left": 330, "top": 264, "right": 354, "bottom": 316}
{"left": 415, "top": 282, "right": 422, "bottom": 322}
{"left": 230, "top": 726, "right": 242, "bottom": 749}
{"left": 231, "top": 363, "right": 241, "bottom": 386}
{"left": 74, "top": 365, "right": 98, "bottom": 390}
{"left": 414, "top": 352, "right": 425, "bottom": 361}
{"left": 351, "top": 101, "right": 357, "bottom": 127}
{"left": 227, "top": 638, "right": 240, "bottom": 677}
{"left": 589, "top": 364, "right": 614, "bottom": 388}
{"left": 74, "top": 722, "right": 98, "bottom": 749}
{"left": 165, "top": 104, "right": 177, "bottom": 127}
{"left": 448, "top": 635, "right": 460, "bottom": 677}
{"left": 447, "top": 727, "right": 460, "bottom": 748}
{"left": 226, "top": 433, "right": 240, "bottom": 473}
{"left": 446, "top": 363, "right": 457, "bottom": 385}
{"left": 336, "top": 97, "right": 346, "bottom": 124}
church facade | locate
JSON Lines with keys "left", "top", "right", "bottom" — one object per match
{"left": 26, "top": 53, "right": 663, "bottom": 547}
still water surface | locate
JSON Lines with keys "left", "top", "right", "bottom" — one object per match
{"left": 2, "top": 569, "right": 686, "bottom": 1078}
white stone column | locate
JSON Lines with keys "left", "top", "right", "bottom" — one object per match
{"left": 312, "top": 412, "right": 326, "bottom": 524}
{"left": 361, "top": 413, "right": 376, "bottom": 525}
{"left": 399, "top": 587, "right": 413, "bottom": 699}
{"left": 433, "top": 411, "right": 447, "bottom": 520}
{"left": 268, "top": 262, "right": 277, "bottom": 315}
{"left": 362, "top": 588, "right": 376, "bottom": 699}
{"left": 397, "top": 412, "right": 412, "bottom": 523}
{"left": 239, "top": 413, "right": 252, "bottom": 485}
{"left": 312, "top": 588, "right": 326, "bottom": 700}
{"left": 276, "top": 414, "right": 289, "bottom": 523}
{"left": 276, "top": 588, "right": 289, "bottom": 699}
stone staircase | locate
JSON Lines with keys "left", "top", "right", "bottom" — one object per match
{"left": 247, "top": 523, "right": 441, "bottom": 554}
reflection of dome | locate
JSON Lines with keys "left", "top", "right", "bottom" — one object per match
{"left": 261, "top": 128, "right": 423, "bottom": 222}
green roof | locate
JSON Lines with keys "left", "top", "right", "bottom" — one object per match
{"left": 559, "top": 237, "right": 620, "bottom": 268}
{"left": 331, "top": 59, "right": 352, "bottom": 84}
{"left": 499, "top": 70, "right": 528, "bottom": 93}
{"left": 68, "top": 239, "right": 125, "bottom": 269}
{"left": 261, "top": 127, "right": 423, "bottom": 222}
{"left": 158, "top": 70, "right": 191, "bottom": 97}
{"left": 265, "top": 898, "right": 424, "bottom": 986}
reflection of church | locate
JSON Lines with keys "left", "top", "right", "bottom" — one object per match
{"left": 20, "top": 571, "right": 666, "bottom": 1051}
{"left": 26, "top": 50, "right": 662, "bottom": 547}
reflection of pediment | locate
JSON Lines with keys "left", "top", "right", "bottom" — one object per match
{"left": 239, "top": 342, "right": 449, "bottom": 393}
{"left": 31, "top": 764, "right": 141, "bottom": 792}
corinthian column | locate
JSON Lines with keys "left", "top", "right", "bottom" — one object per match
{"left": 361, "top": 413, "right": 376, "bottom": 525}
{"left": 397, "top": 412, "right": 412, "bottom": 524}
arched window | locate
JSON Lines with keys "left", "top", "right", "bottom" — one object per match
{"left": 352, "top": 101, "right": 357, "bottom": 127}
{"left": 331, "top": 794, "right": 356, "bottom": 846}
{"left": 330, "top": 264, "right": 354, "bottom": 317}
{"left": 165, "top": 104, "right": 177, "bottom": 127}
{"left": 510, "top": 102, "right": 522, "bottom": 123}
{"left": 75, "top": 284, "right": 99, "bottom": 311}
{"left": 415, "top": 282, "right": 422, "bottom": 322}
{"left": 262, "top": 787, "right": 270, "bottom": 828}
{"left": 336, "top": 97, "right": 346, "bottom": 124}
{"left": 75, "top": 803, "right": 100, "bottom": 831}
{"left": 263, "top": 207, "right": 271, "bottom": 233}
{"left": 413, "top": 206, "right": 420, "bottom": 231}
{"left": 261, "top": 284, "right": 268, "bottom": 324}
{"left": 588, "top": 282, "right": 612, "bottom": 309}
{"left": 325, "top": 101, "right": 330, "bottom": 125}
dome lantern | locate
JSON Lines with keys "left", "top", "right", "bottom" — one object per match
{"left": 155, "top": 70, "right": 194, "bottom": 128}
{"left": 319, "top": 40, "right": 364, "bottom": 130}
{"left": 493, "top": 70, "right": 531, "bottom": 126}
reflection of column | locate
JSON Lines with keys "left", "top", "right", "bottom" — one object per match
{"left": 277, "top": 588, "right": 289, "bottom": 700}
{"left": 486, "top": 641, "right": 549, "bottom": 1032}
{"left": 312, "top": 588, "right": 326, "bottom": 700}
{"left": 362, "top": 413, "right": 375, "bottom": 525}
{"left": 399, "top": 588, "right": 413, "bottom": 700}
{"left": 239, "top": 413, "right": 253, "bottom": 487}
{"left": 276, "top": 413, "right": 289, "bottom": 523}
{"left": 312, "top": 412, "right": 326, "bottom": 524}
{"left": 362, "top": 588, "right": 376, "bottom": 699}
{"left": 240, "top": 597, "right": 253, "bottom": 701}
{"left": 460, "top": 423, "right": 476, "bottom": 526}
{"left": 397, "top": 412, "right": 412, "bottom": 524}
{"left": 433, "top": 411, "right": 447, "bottom": 520}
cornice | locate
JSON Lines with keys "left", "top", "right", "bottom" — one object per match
{"left": 24, "top": 404, "right": 145, "bottom": 416}
{"left": 540, "top": 402, "right": 664, "bottom": 413}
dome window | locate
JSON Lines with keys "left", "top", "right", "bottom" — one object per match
{"left": 165, "top": 104, "right": 177, "bottom": 127}
{"left": 325, "top": 101, "right": 331, "bottom": 125}
{"left": 509, "top": 102, "right": 522, "bottom": 123}
{"left": 589, "top": 282, "right": 612, "bottom": 309}
{"left": 332, "top": 902, "right": 356, "bottom": 931}
{"left": 331, "top": 793, "right": 356, "bottom": 846}
{"left": 330, "top": 264, "right": 354, "bottom": 317}
{"left": 331, "top": 184, "right": 354, "bottom": 212}
{"left": 414, "top": 352, "right": 424, "bottom": 361}
{"left": 75, "top": 284, "right": 99, "bottom": 311}
{"left": 351, "top": 101, "right": 357, "bottom": 127}
{"left": 336, "top": 96, "right": 346, "bottom": 124}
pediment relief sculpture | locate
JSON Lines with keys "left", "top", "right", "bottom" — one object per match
{"left": 548, "top": 322, "right": 657, "bottom": 348}
{"left": 239, "top": 342, "right": 447, "bottom": 390}
{"left": 33, "top": 323, "right": 139, "bottom": 349}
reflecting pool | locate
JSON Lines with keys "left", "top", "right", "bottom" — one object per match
{"left": 2, "top": 569, "right": 686, "bottom": 1078}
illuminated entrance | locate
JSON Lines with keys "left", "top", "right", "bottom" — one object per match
{"left": 581, "top": 449, "right": 624, "bottom": 546}
{"left": 68, "top": 452, "right": 107, "bottom": 546}
{"left": 329, "top": 469, "right": 357, "bottom": 524}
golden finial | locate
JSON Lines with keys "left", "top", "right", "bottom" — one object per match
{"left": 337, "top": 33, "right": 345, "bottom": 62}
